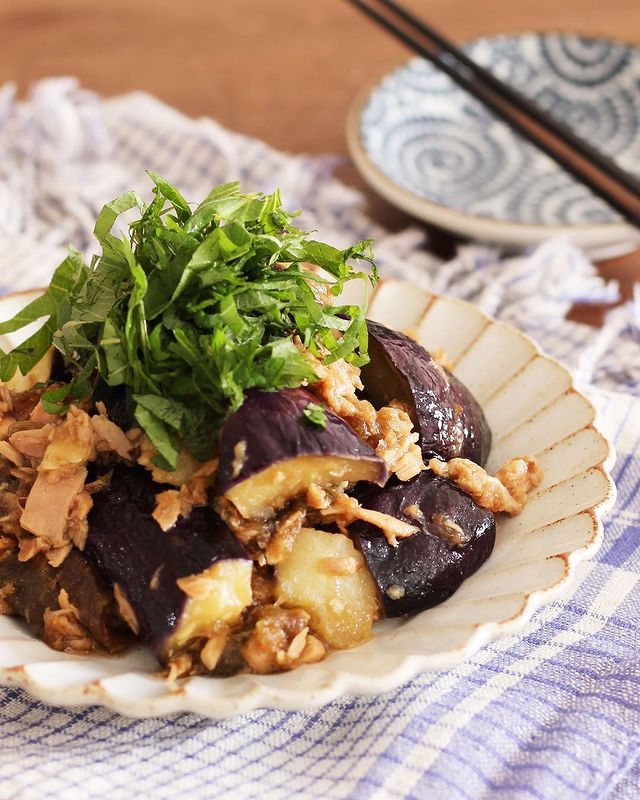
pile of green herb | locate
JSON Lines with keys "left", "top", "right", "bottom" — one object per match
{"left": 0, "top": 175, "right": 377, "bottom": 469}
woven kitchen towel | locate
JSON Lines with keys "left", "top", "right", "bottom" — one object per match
{"left": 0, "top": 78, "right": 638, "bottom": 800}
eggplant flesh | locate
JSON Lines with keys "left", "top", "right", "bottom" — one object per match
{"left": 352, "top": 472, "right": 495, "bottom": 617}
{"left": 3, "top": 348, "right": 54, "bottom": 393}
{"left": 0, "top": 548, "right": 130, "bottom": 653}
{"left": 362, "top": 320, "right": 491, "bottom": 465}
{"left": 217, "top": 388, "right": 387, "bottom": 519}
{"left": 86, "top": 466, "right": 252, "bottom": 660}
{"left": 275, "top": 527, "right": 379, "bottom": 649}
{"left": 226, "top": 455, "right": 384, "bottom": 520}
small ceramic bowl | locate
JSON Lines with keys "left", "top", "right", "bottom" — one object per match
{"left": 0, "top": 283, "right": 616, "bottom": 717}
{"left": 348, "top": 32, "right": 640, "bottom": 248}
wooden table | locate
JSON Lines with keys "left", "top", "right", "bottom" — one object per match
{"left": 2, "top": 0, "right": 640, "bottom": 303}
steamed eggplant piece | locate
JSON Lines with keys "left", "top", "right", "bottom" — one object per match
{"left": 89, "top": 382, "right": 135, "bottom": 431}
{"left": 0, "top": 548, "right": 130, "bottom": 653}
{"left": 351, "top": 472, "right": 495, "bottom": 617}
{"left": 217, "top": 388, "right": 387, "bottom": 519}
{"left": 276, "top": 527, "right": 380, "bottom": 649}
{"left": 3, "top": 347, "right": 54, "bottom": 393}
{"left": 362, "top": 320, "right": 491, "bottom": 465}
{"left": 86, "top": 466, "right": 252, "bottom": 661}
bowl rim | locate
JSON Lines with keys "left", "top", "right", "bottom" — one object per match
{"left": 346, "top": 30, "right": 640, "bottom": 247}
{"left": 0, "top": 282, "right": 617, "bottom": 718}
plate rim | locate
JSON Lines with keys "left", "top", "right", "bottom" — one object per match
{"left": 346, "top": 31, "right": 640, "bottom": 247}
{"left": 0, "top": 283, "right": 617, "bottom": 718}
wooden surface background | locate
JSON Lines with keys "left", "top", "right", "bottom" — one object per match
{"left": 3, "top": 0, "right": 639, "bottom": 155}
{"left": 1, "top": 0, "right": 639, "bottom": 297}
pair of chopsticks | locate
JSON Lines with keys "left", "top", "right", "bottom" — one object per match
{"left": 346, "top": 0, "right": 640, "bottom": 228}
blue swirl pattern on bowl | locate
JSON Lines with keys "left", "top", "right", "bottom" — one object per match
{"left": 360, "top": 34, "right": 640, "bottom": 226}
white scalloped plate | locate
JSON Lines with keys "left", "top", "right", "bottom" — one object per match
{"left": 0, "top": 283, "right": 616, "bottom": 717}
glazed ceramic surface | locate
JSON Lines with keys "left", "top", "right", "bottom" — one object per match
{"left": 0, "top": 283, "right": 616, "bottom": 717}
{"left": 348, "top": 33, "right": 640, "bottom": 247}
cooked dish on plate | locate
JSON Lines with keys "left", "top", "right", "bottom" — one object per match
{"left": 0, "top": 176, "right": 542, "bottom": 678}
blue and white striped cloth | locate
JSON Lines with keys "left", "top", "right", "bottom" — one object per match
{"left": 0, "top": 79, "right": 638, "bottom": 800}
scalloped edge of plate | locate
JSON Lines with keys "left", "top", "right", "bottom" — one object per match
{"left": 0, "top": 282, "right": 616, "bottom": 718}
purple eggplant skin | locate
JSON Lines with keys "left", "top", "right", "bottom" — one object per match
{"left": 90, "top": 382, "right": 135, "bottom": 431}
{"left": 351, "top": 471, "right": 495, "bottom": 617}
{"left": 361, "top": 320, "right": 491, "bottom": 465}
{"left": 0, "top": 548, "right": 131, "bottom": 653}
{"left": 85, "top": 466, "right": 250, "bottom": 659}
{"left": 216, "top": 387, "right": 388, "bottom": 515}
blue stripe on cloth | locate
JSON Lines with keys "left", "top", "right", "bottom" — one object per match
{"left": 0, "top": 79, "right": 639, "bottom": 800}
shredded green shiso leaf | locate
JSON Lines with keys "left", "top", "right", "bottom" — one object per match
{"left": 0, "top": 174, "right": 377, "bottom": 469}
{"left": 302, "top": 402, "right": 328, "bottom": 429}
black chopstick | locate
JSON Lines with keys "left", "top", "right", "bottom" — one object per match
{"left": 347, "top": 0, "right": 640, "bottom": 228}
